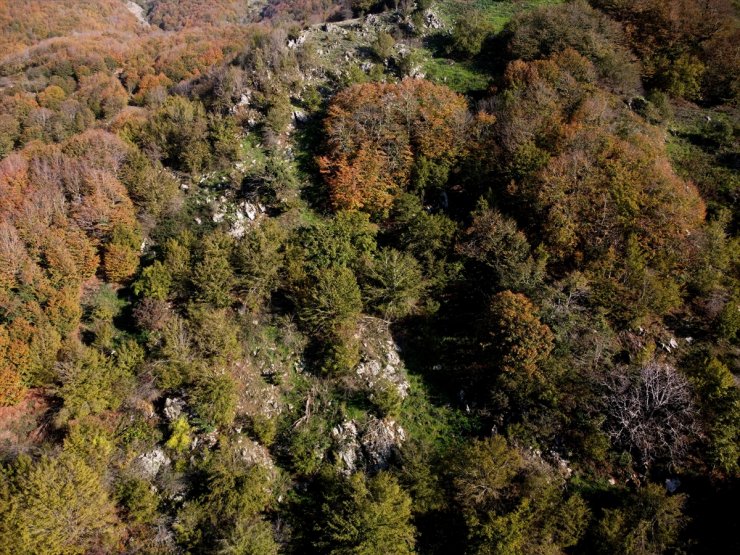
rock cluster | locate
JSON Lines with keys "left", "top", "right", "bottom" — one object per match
{"left": 332, "top": 416, "right": 406, "bottom": 474}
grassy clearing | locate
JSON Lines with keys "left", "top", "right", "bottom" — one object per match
{"left": 437, "top": 0, "right": 565, "bottom": 31}
{"left": 423, "top": 57, "right": 490, "bottom": 93}
{"left": 400, "top": 374, "right": 475, "bottom": 452}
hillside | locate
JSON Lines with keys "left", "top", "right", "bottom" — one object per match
{"left": 0, "top": 1, "right": 738, "bottom": 554}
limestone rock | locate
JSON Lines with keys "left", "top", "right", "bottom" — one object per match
{"left": 136, "top": 448, "right": 170, "bottom": 479}
{"left": 332, "top": 416, "right": 406, "bottom": 474}
{"left": 163, "top": 397, "right": 185, "bottom": 422}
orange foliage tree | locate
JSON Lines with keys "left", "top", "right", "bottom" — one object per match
{"left": 0, "top": 130, "right": 139, "bottom": 403}
{"left": 490, "top": 51, "right": 705, "bottom": 268}
{"left": 319, "top": 79, "right": 469, "bottom": 214}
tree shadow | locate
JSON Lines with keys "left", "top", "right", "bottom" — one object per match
{"left": 292, "top": 112, "right": 333, "bottom": 215}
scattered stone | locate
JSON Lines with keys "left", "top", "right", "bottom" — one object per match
{"left": 236, "top": 436, "right": 275, "bottom": 470}
{"left": 549, "top": 450, "right": 573, "bottom": 478}
{"left": 243, "top": 201, "right": 257, "bottom": 220}
{"left": 361, "top": 417, "right": 405, "bottom": 472}
{"left": 665, "top": 477, "right": 681, "bottom": 493}
{"left": 355, "top": 318, "right": 410, "bottom": 399}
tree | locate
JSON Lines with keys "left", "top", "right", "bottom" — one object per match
{"left": 319, "top": 472, "right": 416, "bottom": 555}
{"left": 163, "top": 233, "right": 194, "bottom": 297}
{"left": 143, "top": 95, "right": 211, "bottom": 173}
{"left": 0, "top": 323, "right": 28, "bottom": 406}
{"left": 0, "top": 453, "right": 121, "bottom": 554}
{"left": 457, "top": 202, "right": 544, "bottom": 293}
{"left": 452, "top": 436, "right": 522, "bottom": 511}
{"left": 56, "top": 346, "right": 134, "bottom": 423}
{"left": 363, "top": 248, "right": 425, "bottom": 320}
{"left": 232, "top": 219, "right": 286, "bottom": 310}
{"left": 372, "top": 31, "right": 396, "bottom": 61}
{"left": 217, "top": 517, "right": 278, "bottom": 555}
{"left": 595, "top": 483, "right": 686, "bottom": 555}
{"left": 299, "top": 266, "right": 363, "bottom": 340}
{"left": 173, "top": 438, "right": 276, "bottom": 550}
{"left": 191, "top": 372, "right": 238, "bottom": 429}
{"left": 505, "top": 1, "right": 640, "bottom": 93}
{"left": 601, "top": 361, "right": 697, "bottom": 467}
{"left": 292, "top": 211, "right": 378, "bottom": 277}
{"left": 298, "top": 264, "right": 364, "bottom": 373}
{"left": 102, "top": 223, "right": 141, "bottom": 283}
{"left": 133, "top": 261, "right": 172, "bottom": 300}
{"left": 0, "top": 360, "right": 25, "bottom": 407}
{"left": 447, "top": 13, "right": 493, "bottom": 59}
{"left": 686, "top": 357, "right": 739, "bottom": 474}
{"left": 451, "top": 435, "right": 589, "bottom": 555}
{"left": 388, "top": 193, "right": 459, "bottom": 290}
{"left": 187, "top": 305, "right": 242, "bottom": 363}
{"left": 192, "top": 232, "right": 235, "bottom": 308}
{"left": 118, "top": 148, "right": 179, "bottom": 218}
{"left": 488, "top": 291, "right": 554, "bottom": 377}
{"left": 319, "top": 79, "right": 469, "bottom": 214}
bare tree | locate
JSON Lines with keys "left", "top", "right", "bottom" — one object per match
{"left": 601, "top": 361, "right": 697, "bottom": 468}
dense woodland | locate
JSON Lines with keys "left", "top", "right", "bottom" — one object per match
{"left": 0, "top": 0, "right": 737, "bottom": 553}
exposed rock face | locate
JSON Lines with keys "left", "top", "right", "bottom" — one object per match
{"left": 332, "top": 416, "right": 406, "bottom": 474}
{"left": 332, "top": 420, "right": 362, "bottom": 474}
{"left": 163, "top": 397, "right": 185, "bottom": 422}
{"left": 356, "top": 317, "right": 410, "bottom": 400}
{"left": 136, "top": 448, "right": 171, "bottom": 479}
{"left": 361, "top": 417, "right": 406, "bottom": 471}
{"left": 425, "top": 10, "right": 444, "bottom": 30}
{"left": 236, "top": 436, "right": 276, "bottom": 471}
{"left": 125, "top": 1, "right": 149, "bottom": 26}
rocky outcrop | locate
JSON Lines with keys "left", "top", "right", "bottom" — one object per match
{"left": 163, "top": 397, "right": 185, "bottom": 422}
{"left": 136, "top": 448, "right": 171, "bottom": 479}
{"left": 356, "top": 317, "right": 410, "bottom": 400}
{"left": 332, "top": 416, "right": 406, "bottom": 474}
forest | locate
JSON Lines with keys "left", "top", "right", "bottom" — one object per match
{"left": 0, "top": 0, "right": 737, "bottom": 553}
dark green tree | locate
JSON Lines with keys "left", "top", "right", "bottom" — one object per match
{"left": 319, "top": 472, "right": 416, "bottom": 555}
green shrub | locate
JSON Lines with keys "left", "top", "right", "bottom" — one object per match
{"left": 191, "top": 373, "right": 238, "bottom": 430}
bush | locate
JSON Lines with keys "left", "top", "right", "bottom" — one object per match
{"left": 57, "top": 347, "right": 134, "bottom": 423}
{"left": 299, "top": 266, "right": 363, "bottom": 340}
{"left": 318, "top": 472, "right": 416, "bottom": 554}
{"left": 166, "top": 416, "right": 192, "bottom": 454}
{"left": 289, "top": 416, "right": 331, "bottom": 475}
{"left": 370, "top": 378, "right": 403, "bottom": 419}
{"left": 116, "top": 478, "right": 159, "bottom": 524}
{"left": 0, "top": 453, "right": 121, "bottom": 554}
{"left": 250, "top": 414, "right": 278, "bottom": 446}
{"left": 372, "top": 31, "right": 396, "bottom": 61}
{"left": 447, "top": 15, "right": 493, "bottom": 59}
{"left": 191, "top": 373, "right": 238, "bottom": 430}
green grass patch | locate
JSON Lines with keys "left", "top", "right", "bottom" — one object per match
{"left": 400, "top": 374, "right": 477, "bottom": 452}
{"left": 423, "top": 57, "right": 490, "bottom": 93}
{"left": 437, "top": 0, "right": 565, "bottom": 31}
